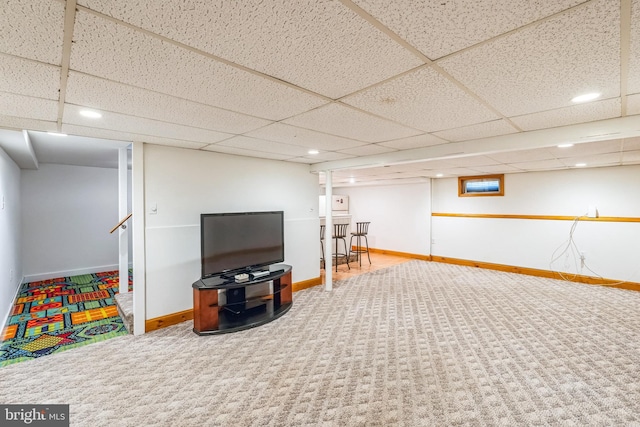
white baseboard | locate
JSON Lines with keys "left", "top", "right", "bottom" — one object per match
{"left": 23, "top": 264, "right": 121, "bottom": 283}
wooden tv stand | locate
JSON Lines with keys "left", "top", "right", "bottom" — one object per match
{"left": 192, "top": 264, "right": 292, "bottom": 335}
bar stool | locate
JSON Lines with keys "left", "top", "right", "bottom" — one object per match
{"left": 332, "top": 223, "right": 351, "bottom": 272}
{"left": 320, "top": 224, "right": 326, "bottom": 269}
{"left": 349, "top": 222, "right": 371, "bottom": 267}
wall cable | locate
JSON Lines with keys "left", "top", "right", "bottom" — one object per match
{"left": 549, "top": 214, "right": 639, "bottom": 287}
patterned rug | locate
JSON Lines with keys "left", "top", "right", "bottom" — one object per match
{"left": 0, "top": 271, "right": 131, "bottom": 367}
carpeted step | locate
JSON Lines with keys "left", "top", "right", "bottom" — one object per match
{"left": 114, "top": 292, "right": 133, "bottom": 334}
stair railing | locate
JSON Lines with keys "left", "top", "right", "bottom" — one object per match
{"left": 110, "top": 213, "right": 132, "bottom": 234}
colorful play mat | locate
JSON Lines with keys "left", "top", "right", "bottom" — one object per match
{"left": 0, "top": 271, "right": 131, "bottom": 367}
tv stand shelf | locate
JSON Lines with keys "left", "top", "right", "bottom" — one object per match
{"left": 192, "top": 264, "right": 292, "bottom": 335}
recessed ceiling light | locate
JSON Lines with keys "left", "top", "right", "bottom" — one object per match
{"left": 349, "top": 177, "right": 355, "bottom": 184}
{"left": 571, "top": 92, "right": 600, "bottom": 103}
{"left": 79, "top": 109, "right": 102, "bottom": 119}
{"left": 308, "top": 149, "right": 319, "bottom": 155}
{"left": 436, "top": 173, "right": 444, "bottom": 178}
{"left": 46, "top": 132, "right": 67, "bottom": 137}
{"left": 557, "top": 143, "right": 574, "bottom": 148}
{"left": 575, "top": 163, "right": 587, "bottom": 167}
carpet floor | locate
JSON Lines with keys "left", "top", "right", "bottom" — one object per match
{"left": 0, "top": 271, "right": 131, "bottom": 367}
{"left": 1, "top": 260, "right": 639, "bottom": 426}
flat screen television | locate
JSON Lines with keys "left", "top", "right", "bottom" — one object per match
{"left": 200, "top": 211, "right": 284, "bottom": 278}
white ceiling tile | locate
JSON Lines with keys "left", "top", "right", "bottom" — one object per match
{"left": 361, "top": 177, "right": 430, "bottom": 185}
{"left": 0, "top": 0, "right": 64, "bottom": 64}
{"left": 335, "top": 167, "right": 387, "bottom": 177}
{"left": 330, "top": 170, "right": 356, "bottom": 178}
{"left": 61, "top": 124, "right": 208, "bottom": 149}
{"left": 628, "top": 0, "right": 640, "bottom": 94}
{"left": 549, "top": 140, "right": 623, "bottom": 158}
{"left": 352, "top": 0, "right": 585, "bottom": 59}
{"left": 28, "top": 131, "right": 130, "bottom": 168}
{"left": 245, "top": 123, "right": 365, "bottom": 151}
{"left": 338, "top": 144, "right": 396, "bottom": 157}
{"left": 348, "top": 171, "right": 402, "bottom": 181}
{"left": 65, "top": 72, "right": 272, "bottom": 134}
{"left": 352, "top": 165, "right": 415, "bottom": 176}
{"left": 0, "top": 54, "right": 60, "bottom": 99}
{"left": 378, "top": 134, "right": 448, "bottom": 149}
{"left": 488, "top": 148, "right": 556, "bottom": 163}
{"left": 422, "top": 170, "right": 459, "bottom": 178}
{"left": 1, "top": 0, "right": 634, "bottom": 183}
{"left": 357, "top": 164, "right": 408, "bottom": 175}
{"left": 283, "top": 103, "right": 421, "bottom": 143}
{"left": 510, "top": 159, "right": 567, "bottom": 170}
{"left": 467, "top": 164, "right": 524, "bottom": 174}
{"left": 559, "top": 152, "right": 622, "bottom": 167}
{"left": 443, "top": 156, "right": 502, "bottom": 168}
{"left": 622, "top": 150, "right": 640, "bottom": 163}
{"left": 411, "top": 159, "right": 458, "bottom": 170}
{"left": 215, "top": 136, "right": 310, "bottom": 157}
{"left": 511, "top": 98, "right": 622, "bottom": 131}
{"left": 202, "top": 144, "right": 292, "bottom": 161}
{"left": 427, "top": 167, "right": 482, "bottom": 176}
{"left": 296, "top": 155, "right": 355, "bottom": 165}
{"left": 438, "top": 0, "right": 620, "bottom": 117}
{"left": 627, "top": 94, "right": 640, "bottom": 115}
{"left": 28, "top": 130, "right": 129, "bottom": 149}
{"left": 137, "top": 137, "right": 206, "bottom": 149}
{"left": 307, "top": 152, "right": 355, "bottom": 162}
{"left": 0, "top": 114, "right": 57, "bottom": 133}
{"left": 433, "top": 119, "right": 519, "bottom": 142}
{"left": 379, "top": 171, "right": 430, "bottom": 180}
{"left": 286, "top": 157, "right": 326, "bottom": 165}
{"left": 0, "top": 93, "right": 58, "bottom": 121}
{"left": 63, "top": 104, "right": 233, "bottom": 145}
{"left": 383, "top": 162, "right": 441, "bottom": 172}
{"left": 70, "top": 11, "right": 327, "bottom": 121}
{"left": 622, "top": 136, "right": 640, "bottom": 150}
{"left": 78, "top": 0, "right": 423, "bottom": 99}
{"left": 342, "top": 67, "right": 499, "bottom": 132}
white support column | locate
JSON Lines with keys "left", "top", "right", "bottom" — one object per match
{"left": 118, "top": 147, "right": 129, "bottom": 294}
{"left": 131, "top": 141, "right": 146, "bottom": 335}
{"left": 324, "top": 170, "right": 333, "bottom": 291}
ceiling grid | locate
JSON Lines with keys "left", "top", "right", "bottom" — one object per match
{"left": 0, "top": 0, "right": 638, "bottom": 183}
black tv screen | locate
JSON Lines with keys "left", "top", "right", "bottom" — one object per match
{"left": 201, "top": 211, "right": 284, "bottom": 278}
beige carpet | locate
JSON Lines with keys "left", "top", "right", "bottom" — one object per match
{"left": 1, "top": 260, "right": 640, "bottom": 426}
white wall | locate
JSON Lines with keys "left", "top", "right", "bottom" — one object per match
{"left": 143, "top": 145, "right": 319, "bottom": 319}
{"left": 339, "top": 182, "right": 431, "bottom": 256}
{"left": 21, "top": 163, "right": 119, "bottom": 280}
{"left": 432, "top": 165, "right": 640, "bottom": 282}
{"left": 0, "top": 147, "right": 22, "bottom": 333}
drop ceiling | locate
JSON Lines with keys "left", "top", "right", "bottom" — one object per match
{"left": 1, "top": 0, "right": 639, "bottom": 185}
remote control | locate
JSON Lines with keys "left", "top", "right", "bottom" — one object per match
{"left": 234, "top": 273, "right": 249, "bottom": 283}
